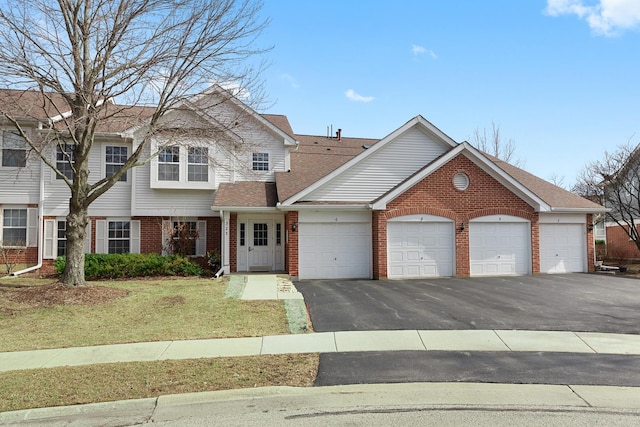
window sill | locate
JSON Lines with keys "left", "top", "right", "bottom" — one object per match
{"left": 151, "top": 180, "right": 216, "bottom": 190}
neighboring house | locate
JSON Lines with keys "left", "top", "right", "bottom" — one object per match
{"left": 0, "top": 88, "right": 606, "bottom": 279}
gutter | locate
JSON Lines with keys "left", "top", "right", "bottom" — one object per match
{"left": 11, "top": 158, "right": 45, "bottom": 276}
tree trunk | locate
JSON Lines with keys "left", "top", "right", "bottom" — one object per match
{"left": 62, "top": 205, "right": 89, "bottom": 286}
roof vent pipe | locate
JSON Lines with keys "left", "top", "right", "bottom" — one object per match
{"left": 336, "top": 128, "right": 342, "bottom": 141}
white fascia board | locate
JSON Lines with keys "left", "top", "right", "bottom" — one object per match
{"left": 276, "top": 203, "right": 370, "bottom": 211}
{"left": 280, "top": 115, "right": 458, "bottom": 206}
{"left": 550, "top": 207, "right": 610, "bottom": 213}
{"left": 213, "top": 206, "right": 280, "bottom": 212}
{"left": 371, "top": 142, "right": 550, "bottom": 211}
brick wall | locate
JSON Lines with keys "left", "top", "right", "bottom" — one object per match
{"left": 378, "top": 154, "right": 538, "bottom": 277}
{"left": 285, "top": 211, "right": 299, "bottom": 277}
{"left": 606, "top": 222, "right": 640, "bottom": 259}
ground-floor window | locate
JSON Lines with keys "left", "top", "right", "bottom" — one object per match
{"left": 172, "top": 221, "right": 197, "bottom": 255}
{"left": 57, "top": 220, "right": 67, "bottom": 256}
{"left": 108, "top": 221, "right": 130, "bottom": 254}
{"left": 2, "top": 208, "right": 27, "bottom": 246}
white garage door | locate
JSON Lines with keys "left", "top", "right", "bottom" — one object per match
{"left": 469, "top": 218, "right": 530, "bottom": 276}
{"left": 298, "top": 222, "right": 371, "bottom": 279}
{"left": 540, "top": 223, "right": 585, "bottom": 273}
{"left": 387, "top": 218, "right": 454, "bottom": 278}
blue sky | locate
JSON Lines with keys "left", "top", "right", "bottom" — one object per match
{"left": 259, "top": 0, "right": 640, "bottom": 187}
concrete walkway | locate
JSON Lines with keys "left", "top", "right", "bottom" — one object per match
{"left": 240, "top": 274, "right": 304, "bottom": 300}
{"left": 2, "top": 329, "right": 640, "bottom": 372}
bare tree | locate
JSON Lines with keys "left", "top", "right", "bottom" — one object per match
{"left": 470, "top": 122, "right": 523, "bottom": 167}
{"left": 0, "top": 0, "right": 269, "bottom": 286}
{"left": 573, "top": 141, "right": 640, "bottom": 251}
{"left": 548, "top": 172, "right": 566, "bottom": 189}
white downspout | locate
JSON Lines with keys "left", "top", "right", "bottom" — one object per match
{"left": 12, "top": 158, "right": 45, "bottom": 276}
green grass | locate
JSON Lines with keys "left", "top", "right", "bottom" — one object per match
{"left": 0, "top": 277, "right": 289, "bottom": 352}
{"left": 0, "top": 354, "right": 319, "bottom": 413}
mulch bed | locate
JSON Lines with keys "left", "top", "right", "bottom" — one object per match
{"left": 1, "top": 284, "right": 129, "bottom": 308}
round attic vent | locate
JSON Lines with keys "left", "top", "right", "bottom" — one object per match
{"left": 453, "top": 172, "right": 469, "bottom": 191}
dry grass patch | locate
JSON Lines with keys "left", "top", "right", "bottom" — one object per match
{"left": 0, "top": 277, "right": 289, "bottom": 352}
{"left": 0, "top": 354, "right": 319, "bottom": 412}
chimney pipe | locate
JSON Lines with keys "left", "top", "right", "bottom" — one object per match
{"left": 336, "top": 128, "right": 342, "bottom": 141}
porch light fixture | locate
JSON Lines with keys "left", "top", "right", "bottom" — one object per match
{"left": 459, "top": 222, "right": 465, "bottom": 231}
{"left": 292, "top": 222, "right": 298, "bottom": 232}
{"left": 588, "top": 224, "right": 594, "bottom": 231}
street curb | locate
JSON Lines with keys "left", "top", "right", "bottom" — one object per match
{"left": 3, "top": 383, "right": 640, "bottom": 425}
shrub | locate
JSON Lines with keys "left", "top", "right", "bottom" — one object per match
{"left": 54, "top": 253, "right": 204, "bottom": 280}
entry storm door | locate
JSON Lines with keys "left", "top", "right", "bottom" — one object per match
{"left": 249, "top": 220, "right": 273, "bottom": 271}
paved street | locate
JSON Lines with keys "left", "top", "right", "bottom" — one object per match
{"left": 296, "top": 274, "right": 640, "bottom": 334}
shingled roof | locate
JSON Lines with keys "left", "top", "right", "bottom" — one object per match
{"left": 490, "top": 156, "right": 603, "bottom": 210}
{"left": 213, "top": 182, "right": 278, "bottom": 208}
{"left": 0, "top": 89, "right": 155, "bottom": 134}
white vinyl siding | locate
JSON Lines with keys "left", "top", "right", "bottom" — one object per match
{"left": 303, "top": 127, "right": 448, "bottom": 202}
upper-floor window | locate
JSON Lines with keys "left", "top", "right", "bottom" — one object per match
{"left": 56, "top": 143, "right": 75, "bottom": 180}
{"left": 252, "top": 152, "right": 269, "bottom": 171}
{"left": 151, "top": 141, "right": 214, "bottom": 189}
{"left": 158, "top": 146, "right": 180, "bottom": 181}
{"left": 2, "top": 208, "right": 27, "bottom": 247}
{"left": 188, "top": 147, "right": 208, "bottom": 182}
{"left": 106, "top": 146, "right": 128, "bottom": 182}
{"left": 2, "top": 131, "right": 27, "bottom": 168}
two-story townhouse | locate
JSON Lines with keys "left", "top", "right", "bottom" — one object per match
{"left": 1, "top": 87, "right": 607, "bottom": 279}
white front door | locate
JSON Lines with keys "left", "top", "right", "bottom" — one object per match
{"left": 248, "top": 220, "right": 273, "bottom": 271}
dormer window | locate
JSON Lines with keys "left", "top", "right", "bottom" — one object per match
{"left": 252, "top": 152, "right": 269, "bottom": 171}
{"left": 158, "top": 146, "right": 180, "bottom": 181}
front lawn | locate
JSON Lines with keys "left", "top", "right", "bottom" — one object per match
{"left": 0, "top": 276, "right": 289, "bottom": 352}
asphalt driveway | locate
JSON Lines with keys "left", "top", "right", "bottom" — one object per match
{"left": 295, "top": 274, "right": 640, "bottom": 334}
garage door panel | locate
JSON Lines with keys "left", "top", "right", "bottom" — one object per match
{"left": 470, "top": 221, "right": 530, "bottom": 276}
{"left": 540, "top": 223, "right": 584, "bottom": 273}
{"left": 299, "top": 221, "right": 371, "bottom": 279}
{"left": 387, "top": 220, "right": 454, "bottom": 279}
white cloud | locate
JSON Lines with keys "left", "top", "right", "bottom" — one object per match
{"left": 546, "top": 0, "right": 640, "bottom": 36}
{"left": 281, "top": 73, "right": 300, "bottom": 89}
{"left": 412, "top": 44, "right": 438, "bottom": 59}
{"left": 345, "top": 89, "right": 374, "bottom": 103}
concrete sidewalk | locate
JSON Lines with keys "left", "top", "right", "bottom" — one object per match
{"left": 2, "top": 329, "right": 640, "bottom": 372}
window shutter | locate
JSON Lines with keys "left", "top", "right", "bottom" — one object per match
{"left": 161, "top": 220, "right": 171, "bottom": 255}
{"left": 95, "top": 220, "right": 107, "bottom": 254}
{"left": 27, "top": 208, "right": 38, "bottom": 247}
{"left": 43, "top": 219, "right": 55, "bottom": 259}
{"left": 84, "top": 222, "right": 92, "bottom": 253}
{"left": 196, "top": 220, "right": 207, "bottom": 256}
{"left": 130, "top": 220, "right": 141, "bottom": 254}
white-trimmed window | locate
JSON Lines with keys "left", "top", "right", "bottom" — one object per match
{"left": 158, "top": 145, "right": 180, "bottom": 181}
{"left": 56, "top": 143, "right": 75, "bottom": 180}
{"left": 43, "top": 219, "right": 91, "bottom": 259}
{"left": 2, "top": 131, "right": 27, "bottom": 168}
{"left": 151, "top": 141, "right": 214, "bottom": 189}
{"left": 161, "top": 219, "right": 206, "bottom": 256}
{"left": 94, "top": 219, "right": 140, "bottom": 254}
{"left": 108, "top": 221, "right": 130, "bottom": 254}
{"left": 105, "top": 146, "right": 128, "bottom": 182}
{"left": 2, "top": 208, "right": 26, "bottom": 246}
{"left": 188, "top": 147, "right": 208, "bottom": 182}
{"left": 252, "top": 152, "right": 269, "bottom": 171}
